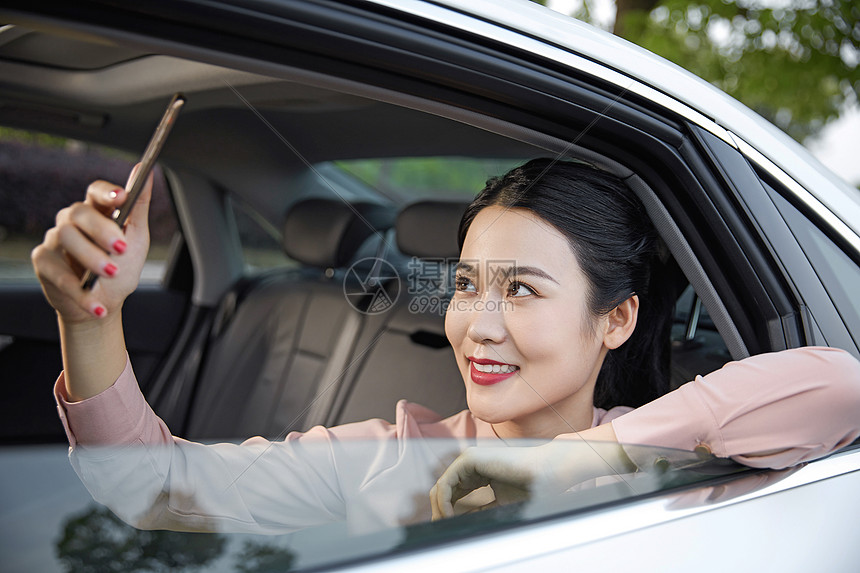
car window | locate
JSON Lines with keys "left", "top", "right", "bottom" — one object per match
{"left": 762, "top": 179, "right": 860, "bottom": 350}
{"left": 232, "top": 157, "right": 526, "bottom": 273}
{"left": 333, "top": 157, "right": 526, "bottom": 201}
{"left": 0, "top": 127, "right": 179, "bottom": 284}
{"left": 0, "top": 439, "right": 750, "bottom": 572}
{"left": 229, "top": 194, "right": 299, "bottom": 274}
{"left": 670, "top": 284, "right": 732, "bottom": 386}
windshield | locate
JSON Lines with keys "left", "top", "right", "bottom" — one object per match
{"left": 0, "top": 440, "right": 750, "bottom": 572}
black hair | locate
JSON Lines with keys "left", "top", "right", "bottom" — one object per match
{"left": 458, "top": 158, "right": 679, "bottom": 409}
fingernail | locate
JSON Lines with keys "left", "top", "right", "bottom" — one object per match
{"left": 92, "top": 304, "right": 106, "bottom": 318}
{"left": 104, "top": 263, "right": 118, "bottom": 277}
{"left": 109, "top": 188, "right": 121, "bottom": 199}
{"left": 112, "top": 239, "right": 127, "bottom": 254}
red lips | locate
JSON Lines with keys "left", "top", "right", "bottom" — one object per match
{"left": 468, "top": 357, "right": 519, "bottom": 386}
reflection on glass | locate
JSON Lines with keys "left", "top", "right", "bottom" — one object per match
{"left": 4, "top": 440, "right": 799, "bottom": 572}
{"left": 57, "top": 506, "right": 227, "bottom": 572}
{"left": 31, "top": 440, "right": 769, "bottom": 571}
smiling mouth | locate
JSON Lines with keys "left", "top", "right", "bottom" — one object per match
{"left": 472, "top": 362, "right": 518, "bottom": 374}
{"left": 469, "top": 358, "right": 520, "bottom": 385}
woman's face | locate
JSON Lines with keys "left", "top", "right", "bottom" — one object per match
{"left": 444, "top": 205, "right": 611, "bottom": 439}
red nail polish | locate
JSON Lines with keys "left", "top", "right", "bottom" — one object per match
{"left": 104, "top": 263, "right": 118, "bottom": 277}
{"left": 113, "top": 239, "right": 127, "bottom": 254}
{"left": 93, "top": 305, "right": 106, "bottom": 317}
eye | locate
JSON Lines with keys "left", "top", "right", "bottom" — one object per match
{"left": 508, "top": 280, "right": 536, "bottom": 297}
{"left": 455, "top": 274, "right": 477, "bottom": 293}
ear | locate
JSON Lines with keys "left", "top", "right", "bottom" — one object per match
{"left": 603, "top": 295, "right": 639, "bottom": 350}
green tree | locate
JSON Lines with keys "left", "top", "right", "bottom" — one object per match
{"left": 548, "top": 0, "right": 859, "bottom": 142}
{"left": 57, "top": 505, "right": 226, "bottom": 573}
{"left": 234, "top": 540, "right": 296, "bottom": 572}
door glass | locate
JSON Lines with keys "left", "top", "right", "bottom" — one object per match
{"left": 0, "top": 127, "right": 178, "bottom": 284}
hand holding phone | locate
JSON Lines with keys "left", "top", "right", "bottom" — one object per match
{"left": 81, "top": 93, "right": 185, "bottom": 290}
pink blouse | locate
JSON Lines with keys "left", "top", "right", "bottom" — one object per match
{"left": 54, "top": 346, "right": 860, "bottom": 533}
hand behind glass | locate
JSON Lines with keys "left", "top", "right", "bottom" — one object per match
{"left": 429, "top": 435, "right": 637, "bottom": 520}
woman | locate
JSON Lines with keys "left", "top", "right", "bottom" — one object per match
{"left": 33, "top": 159, "right": 860, "bottom": 531}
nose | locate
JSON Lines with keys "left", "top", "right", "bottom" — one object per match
{"left": 466, "top": 294, "right": 507, "bottom": 344}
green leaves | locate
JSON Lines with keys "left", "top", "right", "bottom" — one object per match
{"left": 554, "top": 0, "right": 860, "bottom": 142}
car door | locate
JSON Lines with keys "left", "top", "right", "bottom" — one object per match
{"left": 690, "top": 126, "right": 859, "bottom": 355}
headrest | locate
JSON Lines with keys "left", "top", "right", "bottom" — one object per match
{"left": 396, "top": 199, "right": 470, "bottom": 260}
{"left": 283, "top": 198, "right": 395, "bottom": 268}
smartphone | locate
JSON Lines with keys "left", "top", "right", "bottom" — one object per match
{"left": 81, "top": 93, "right": 185, "bottom": 290}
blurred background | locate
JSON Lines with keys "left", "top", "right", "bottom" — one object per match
{"left": 543, "top": 0, "right": 860, "bottom": 188}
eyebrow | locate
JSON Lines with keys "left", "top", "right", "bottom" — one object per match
{"left": 504, "top": 265, "right": 559, "bottom": 285}
{"left": 454, "top": 262, "right": 559, "bottom": 285}
{"left": 454, "top": 262, "right": 475, "bottom": 274}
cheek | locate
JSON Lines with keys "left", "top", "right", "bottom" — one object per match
{"left": 444, "top": 301, "right": 466, "bottom": 349}
{"left": 507, "top": 301, "right": 596, "bottom": 363}
{"left": 506, "top": 313, "right": 562, "bottom": 368}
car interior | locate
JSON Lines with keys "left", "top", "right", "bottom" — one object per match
{"left": 1, "top": 19, "right": 754, "bottom": 445}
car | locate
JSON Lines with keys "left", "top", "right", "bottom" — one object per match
{"left": 1, "top": 0, "right": 859, "bottom": 571}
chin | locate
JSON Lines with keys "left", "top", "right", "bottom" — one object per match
{"left": 469, "top": 408, "right": 506, "bottom": 425}
{"left": 465, "top": 397, "right": 524, "bottom": 425}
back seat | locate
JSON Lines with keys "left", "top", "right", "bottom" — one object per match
{"left": 186, "top": 198, "right": 470, "bottom": 440}
{"left": 185, "top": 198, "right": 396, "bottom": 439}
{"left": 321, "top": 199, "right": 469, "bottom": 427}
